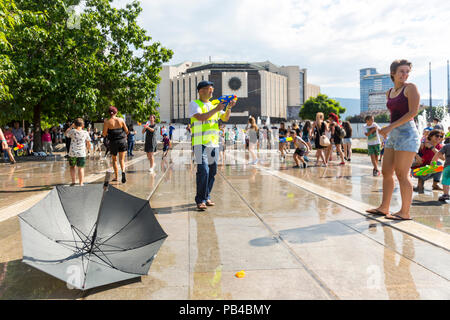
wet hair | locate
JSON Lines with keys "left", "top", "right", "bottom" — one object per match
{"left": 390, "top": 59, "right": 412, "bottom": 82}
{"left": 290, "top": 130, "right": 296, "bottom": 135}
{"left": 364, "top": 115, "right": 374, "bottom": 122}
{"left": 427, "top": 129, "right": 444, "bottom": 140}
{"left": 433, "top": 118, "right": 440, "bottom": 122}
{"left": 74, "top": 118, "right": 84, "bottom": 127}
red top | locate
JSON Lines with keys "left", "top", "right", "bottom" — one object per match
{"left": 42, "top": 132, "right": 52, "bottom": 142}
{"left": 3, "top": 131, "right": 14, "bottom": 146}
{"left": 386, "top": 86, "right": 409, "bottom": 123}
{"left": 412, "top": 143, "right": 443, "bottom": 169}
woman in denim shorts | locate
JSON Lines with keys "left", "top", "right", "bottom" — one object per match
{"left": 366, "top": 59, "right": 421, "bottom": 221}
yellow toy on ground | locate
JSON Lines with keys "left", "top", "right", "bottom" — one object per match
{"left": 235, "top": 270, "right": 245, "bottom": 278}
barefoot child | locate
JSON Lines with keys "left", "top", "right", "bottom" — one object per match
{"left": 65, "top": 118, "right": 91, "bottom": 186}
{"left": 364, "top": 115, "right": 382, "bottom": 176}
{"left": 291, "top": 130, "right": 310, "bottom": 168}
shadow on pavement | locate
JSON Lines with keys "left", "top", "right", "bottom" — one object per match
{"left": 152, "top": 203, "right": 197, "bottom": 215}
{"left": 0, "top": 260, "right": 83, "bottom": 300}
{"left": 412, "top": 200, "right": 444, "bottom": 207}
{"left": 0, "top": 260, "right": 142, "bottom": 300}
{"left": 249, "top": 221, "right": 356, "bottom": 246}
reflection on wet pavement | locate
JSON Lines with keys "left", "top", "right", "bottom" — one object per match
{"left": 0, "top": 148, "right": 449, "bottom": 299}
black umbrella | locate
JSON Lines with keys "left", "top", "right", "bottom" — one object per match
{"left": 18, "top": 184, "right": 167, "bottom": 290}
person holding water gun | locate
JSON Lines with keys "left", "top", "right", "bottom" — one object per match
{"left": 189, "top": 80, "right": 236, "bottom": 211}
{"left": 411, "top": 129, "right": 444, "bottom": 194}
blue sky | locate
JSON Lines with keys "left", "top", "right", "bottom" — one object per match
{"left": 107, "top": 0, "right": 450, "bottom": 101}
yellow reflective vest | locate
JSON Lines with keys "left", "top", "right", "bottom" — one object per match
{"left": 190, "top": 100, "right": 220, "bottom": 146}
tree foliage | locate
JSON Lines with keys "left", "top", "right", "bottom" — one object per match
{"left": 0, "top": 0, "right": 173, "bottom": 150}
{"left": 425, "top": 105, "right": 446, "bottom": 122}
{"left": 299, "top": 94, "right": 346, "bottom": 121}
{"left": 374, "top": 112, "right": 390, "bottom": 123}
{"left": 345, "top": 114, "right": 364, "bottom": 123}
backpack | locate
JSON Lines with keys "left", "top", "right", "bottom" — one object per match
{"left": 338, "top": 126, "right": 346, "bottom": 139}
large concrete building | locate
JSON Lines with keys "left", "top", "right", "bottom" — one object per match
{"left": 156, "top": 61, "right": 320, "bottom": 124}
{"left": 360, "top": 68, "right": 393, "bottom": 113}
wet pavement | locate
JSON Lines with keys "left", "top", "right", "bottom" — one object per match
{"left": 0, "top": 145, "right": 449, "bottom": 299}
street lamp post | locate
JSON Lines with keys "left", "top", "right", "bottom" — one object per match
{"left": 429, "top": 62, "right": 432, "bottom": 108}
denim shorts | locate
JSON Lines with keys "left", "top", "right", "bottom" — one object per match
{"left": 343, "top": 138, "right": 352, "bottom": 145}
{"left": 384, "top": 121, "right": 420, "bottom": 153}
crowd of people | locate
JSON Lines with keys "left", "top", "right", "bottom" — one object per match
{"left": 1, "top": 60, "right": 450, "bottom": 214}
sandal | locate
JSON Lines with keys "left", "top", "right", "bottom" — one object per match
{"left": 385, "top": 213, "right": 412, "bottom": 221}
{"left": 365, "top": 208, "right": 389, "bottom": 216}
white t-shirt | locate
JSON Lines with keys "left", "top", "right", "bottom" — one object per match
{"left": 364, "top": 123, "right": 381, "bottom": 146}
{"left": 188, "top": 100, "right": 225, "bottom": 147}
{"left": 295, "top": 136, "right": 307, "bottom": 151}
{"left": 66, "top": 129, "right": 91, "bottom": 157}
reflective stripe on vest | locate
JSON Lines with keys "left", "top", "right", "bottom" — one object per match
{"left": 190, "top": 100, "right": 219, "bottom": 146}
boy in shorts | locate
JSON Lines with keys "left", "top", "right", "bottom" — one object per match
{"left": 65, "top": 118, "right": 91, "bottom": 186}
{"left": 162, "top": 133, "right": 171, "bottom": 158}
{"left": 291, "top": 130, "right": 310, "bottom": 168}
{"left": 364, "top": 115, "right": 381, "bottom": 176}
{"left": 432, "top": 141, "right": 450, "bottom": 202}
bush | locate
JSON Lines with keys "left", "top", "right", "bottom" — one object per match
{"left": 352, "top": 148, "right": 368, "bottom": 154}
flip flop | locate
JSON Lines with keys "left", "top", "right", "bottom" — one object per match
{"left": 365, "top": 209, "right": 388, "bottom": 216}
{"left": 385, "top": 214, "right": 412, "bottom": 221}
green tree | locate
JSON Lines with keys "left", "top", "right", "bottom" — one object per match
{"left": 0, "top": 0, "right": 21, "bottom": 101}
{"left": 299, "top": 94, "right": 346, "bottom": 121}
{"left": 426, "top": 105, "right": 446, "bottom": 122}
{"left": 1, "top": 0, "right": 173, "bottom": 150}
{"left": 374, "top": 112, "right": 390, "bottom": 123}
{"left": 346, "top": 114, "right": 364, "bottom": 123}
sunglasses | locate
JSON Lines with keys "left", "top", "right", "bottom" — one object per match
{"left": 432, "top": 135, "right": 444, "bottom": 138}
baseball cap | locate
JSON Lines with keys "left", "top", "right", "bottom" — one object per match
{"left": 197, "top": 80, "right": 214, "bottom": 91}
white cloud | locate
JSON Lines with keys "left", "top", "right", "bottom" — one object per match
{"left": 114, "top": 0, "right": 450, "bottom": 99}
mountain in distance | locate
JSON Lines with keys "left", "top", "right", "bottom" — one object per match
{"left": 328, "top": 97, "right": 446, "bottom": 120}
{"left": 420, "top": 99, "right": 448, "bottom": 107}
{"left": 330, "top": 97, "right": 360, "bottom": 119}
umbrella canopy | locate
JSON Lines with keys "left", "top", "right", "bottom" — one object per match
{"left": 18, "top": 184, "right": 167, "bottom": 290}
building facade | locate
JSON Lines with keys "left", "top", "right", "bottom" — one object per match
{"left": 360, "top": 68, "right": 392, "bottom": 113}
{"left": 368, "top": 91, "right": 387, "bottom": 112}
{"left": 157, "top": 61, "right": 320, "bottom": 124}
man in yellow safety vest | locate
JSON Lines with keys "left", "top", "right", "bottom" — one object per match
{"left": 189, "top": 80, "right": 236, "bottom": 211}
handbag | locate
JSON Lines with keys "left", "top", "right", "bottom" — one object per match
{"left": 320, "top": 135, "right": 330, "bottom": 147}
{"left": 339, "top": 126, "right": 346, "bottom": 139}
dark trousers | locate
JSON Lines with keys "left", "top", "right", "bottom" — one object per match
{"left": 127, "top": 140, "right": 135, "bottom": 156}
{"left": 65, "top": 138, "right": 71, "bottom": 154}
{"left": 194, "top": 145, "right": 218, "bottom": 205}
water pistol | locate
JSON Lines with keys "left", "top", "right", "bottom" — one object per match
{"left": 279, "top": 137, "right": 293, "bottom": 143}
{"left": 446, "top": 132, "right": 450, "bottom": 138}
{"left": 412, "top": 161, "right": 444, "bottom": 177}
{"left": 211, "top": 95, "right": 238, "bottom": 111}
{"left": 13, "top": 144, "right": 24, "bottom": 151}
